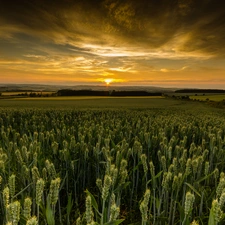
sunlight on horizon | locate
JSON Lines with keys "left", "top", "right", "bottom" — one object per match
{"left": 104, "top": 78, "right": 113, "bottom": 85}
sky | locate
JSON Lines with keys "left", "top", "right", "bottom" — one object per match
{"left": 0, "top": 0, "right": 225, "bottom": 88}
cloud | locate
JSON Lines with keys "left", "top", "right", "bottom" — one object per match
{"left": 160, "top": 66, "right": 188, "bottom": 73}
{"left": 1, "top": 0, "right": 224, "bottom": 58}
{"left": 0, "top": 0, "right": 225, "bottom": 87}
{"left": 109, "top": 66, "right": 134, "bottom": 72}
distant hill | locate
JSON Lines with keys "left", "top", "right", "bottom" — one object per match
{"left": 1, "top": 84, "right": 224, "bottom": 95}
{"left": 0, "top": 84, "right": 177, "bottom": 93}
{"left": 175, "top": 89, "right": 225, "bottom": 93}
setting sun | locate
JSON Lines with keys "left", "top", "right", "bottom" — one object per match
{"left": 105, "top": 79, "right": 113, "bottom": 85}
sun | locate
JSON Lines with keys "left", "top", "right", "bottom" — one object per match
{"left": 105, "top": 78, "right": 113, "bottom": 85}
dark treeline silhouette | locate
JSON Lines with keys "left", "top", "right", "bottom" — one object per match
{"left": 58, "top": 90, "right": 109, "bottom": 96}
{"left": 111, "top": 90, "right": 161, "bottom": 96}
{"left": 175, "top": 89, "right": 225, "bottom": 93}
{"left": 57, "top": 89, "right": 162, "bottom": 97}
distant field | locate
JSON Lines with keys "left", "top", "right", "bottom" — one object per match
{"left": 0, "top": 96, "right": 166, "bottom": 109}
{"left": 0, "top": 96, "right": 213, "bottom": 111}
{"left": 190, "top": 94, "right": 225, "bottom": 101}
{"left": 13, "top": 96, "right": 164, "bottom": 100}
{"left": 167, "top": 92, "right": 225, "bottom": 96}
{"left": 1, "top": 91, "right": 55, "bottom": 96}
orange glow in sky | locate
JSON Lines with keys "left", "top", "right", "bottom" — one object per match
{"left": 105, "top": 79, "right": 113, "bottom": 85}
{"left": 0, "top": 0, "right": 225, "bottom": 88}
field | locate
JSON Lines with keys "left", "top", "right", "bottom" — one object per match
{"left": 0, "top": 97, "right": 225, "bottom": 225}
{"left": 1, "top": 92, "right": 55, "bottom": 96}
{"left": 0, "top": 96, "right": 204, "bottom": 110}
{"left": 189, "top": 95, "right": 225, "bottom": 102}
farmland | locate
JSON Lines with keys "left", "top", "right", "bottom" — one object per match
{"left": 0, "top": 97, "right": 225, "bottom": 224}
{"left": 189, "top": 95, "right": 225, "bottom": 102}
{"left": 0, "top": 96, "right": 177, "bottom": 110}
{"left": 1, "top": 92, "right": 55, "bottom": 96}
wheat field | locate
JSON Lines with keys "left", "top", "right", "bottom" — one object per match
{"left": 0, "top": 99, "right": 224, "bottom": 224}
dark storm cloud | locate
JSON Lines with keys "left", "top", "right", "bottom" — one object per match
{"left": 0, "top": 0, "right": 225, "bottom": 58}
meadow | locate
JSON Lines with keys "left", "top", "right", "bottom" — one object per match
{"left": 0, "top": 97, "right": 224, "bottom": 225}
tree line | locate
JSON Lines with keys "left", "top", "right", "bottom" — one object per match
{"left": 57, "top": 89, "right": 162, "bottom": 96}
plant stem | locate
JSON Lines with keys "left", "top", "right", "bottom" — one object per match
{"left": 101, "top": 199, "right": 105, "bottom": 225}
